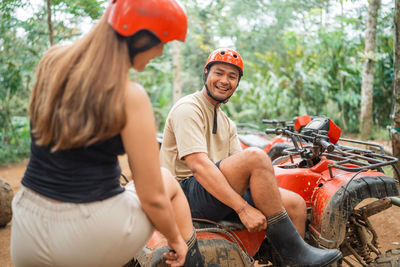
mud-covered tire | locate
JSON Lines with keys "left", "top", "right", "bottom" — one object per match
{"left": 0, "top": 178, "right": 13, "bottom": 227}
{"left": 122, "top": 258, "right": 140, "bottom": 267}
{"left": 268, "top": 143, "right": 292, "bottom": 162}
{"left": 369, "top": 248, "right": 400, "bottom": 266}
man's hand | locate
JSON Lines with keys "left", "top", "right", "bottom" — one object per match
{"left": 164, "top": 237, "right": 188, "bottom": 267}
{"left": 237, "top": 204, "right": 267, "bottom": 232}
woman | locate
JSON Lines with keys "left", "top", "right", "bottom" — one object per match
{"left": 10, "top": 0, "right": 202, "bottom": 266}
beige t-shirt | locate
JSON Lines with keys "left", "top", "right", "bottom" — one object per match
{"left": 160, "top": 90, "right": 242, "bottom": 180}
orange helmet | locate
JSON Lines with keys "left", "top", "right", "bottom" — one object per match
{"left": 205, "top": 48, "right": 243, "bottom": 77}
{"left": 106, "top": 0, "right": 187, "bottom": 43}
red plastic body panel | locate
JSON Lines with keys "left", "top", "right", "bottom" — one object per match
{"left": 274, "top": 157, "right": 387, "bottom": 231}
{"left": 328, "top": 120, "right": 341, "bottom": 144}
{"left": 294, "top": 115, "right": 312, "bottom": 132}
{"left": 275, "top": 162, "right": 325, "bottom": 207}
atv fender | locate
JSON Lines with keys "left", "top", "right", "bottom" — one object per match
{"left": 310, "top": 175, "right": 398, "bottom": 248}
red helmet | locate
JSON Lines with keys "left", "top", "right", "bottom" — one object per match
{"left": 205, "top": 48, "right": 243, "bottom": 76}
{"left": 106, "top": 0, "right": 187, "bottom": 43}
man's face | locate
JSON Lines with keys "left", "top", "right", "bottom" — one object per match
{"left": 205, "top": 63, "right": 240, "bottom": 102}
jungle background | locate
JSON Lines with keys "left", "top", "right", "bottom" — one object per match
{"left": 0, "top": 0, "right": 398, "bottom": 165}
{"left": 2, "top": 1, "right": 400, "bottom": 266}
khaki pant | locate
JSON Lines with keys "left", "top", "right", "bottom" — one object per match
{"left": 11, "top": 184, "right": 154, "bottom": 267}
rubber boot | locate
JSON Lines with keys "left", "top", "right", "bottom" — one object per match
{"left": 265, "top": 210, "right": 342, "bottom": 267}
{"left": 183, "top": 228, "right": 204, "bottom": 267}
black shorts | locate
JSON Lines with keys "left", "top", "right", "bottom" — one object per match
{"left": 179, "top": 161, "right": 255, "bottom": 222}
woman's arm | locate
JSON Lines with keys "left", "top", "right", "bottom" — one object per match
{"left": 121, "top": 81, "right": 187, "bottom": 266}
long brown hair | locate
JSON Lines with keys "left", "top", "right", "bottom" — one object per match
{"left": 29, "top": 16, "right": 131, "bottom": 151}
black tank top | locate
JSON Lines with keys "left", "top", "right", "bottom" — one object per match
{"left": 22, "top": 129, "right": 125, "bottom": 203}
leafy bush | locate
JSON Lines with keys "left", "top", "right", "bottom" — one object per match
{"left": 0, "top": 116, "right": 30, "bottom": 166}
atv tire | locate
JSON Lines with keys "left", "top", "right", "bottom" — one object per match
{"left": 0, "top": 178, "right": 13, "bottom": 227}
{"left": 267, "top": 143, "right": 291, "bottom": 161}
{"left": 369, "top": 248, "right": 400, "bottom": 266}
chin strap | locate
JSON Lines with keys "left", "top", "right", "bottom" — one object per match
{"left": 120, "top": 30, "right": 162, "bottom": 65}
{"left": 212, "top": 104, "right": 219, "bottom": 134}
{"left": 205, "top": 83, "right": 230, "bottom": 135}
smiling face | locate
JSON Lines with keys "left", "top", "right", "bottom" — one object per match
{"left": 204, "top": 63, "right": 240, "bottom": 105}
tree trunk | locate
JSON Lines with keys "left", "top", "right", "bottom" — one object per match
{"left": 172, "top": 42, "right": 183, "bottom": 104}
{"left": 360, "top": 0, "right": 381, "bottom": 140}
{"left": 393, "top": 0, "right": 400, "bottom": 179}
{"left": 46, "top": 0, "right": 54, "bottom": 46}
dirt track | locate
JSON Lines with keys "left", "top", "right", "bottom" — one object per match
{"left": 1, "top": 156, "right": 400, "bottom": 267}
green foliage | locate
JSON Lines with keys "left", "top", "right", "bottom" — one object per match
{"left": 370, "top": 126, "right": 391, "bottom": 141}
{"left": 0, "top": 0, "right": 397, "bottom": 165}
{"left": 52, "top": 0, "right": 106, "bottom": 19}
{"left": 0, "top": 0, "right": 105, "bottom": 165}
{"left": 0, "top": 116, "right": 30, "bottom": 166}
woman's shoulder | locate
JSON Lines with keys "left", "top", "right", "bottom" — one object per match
{"left": 125, "top": 81, "right": 150, "bottom": 102}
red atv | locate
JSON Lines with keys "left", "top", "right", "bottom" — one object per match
{"left": 127, "top": 117, "right": 400, "bottom": 267}
{"left": 238, "top": 115, "right": 312, "bottom": 161}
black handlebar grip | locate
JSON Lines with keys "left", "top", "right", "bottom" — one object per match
{"left": 319, "top": 139, "right": 334, "bottom": 152}
{"left": 262, "top": 120, "right": 275, "bottom": 124}
{"left": 265, "top": 129, "right": 282, "bottom": 135}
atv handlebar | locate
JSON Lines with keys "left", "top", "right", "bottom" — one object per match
{"left": 316, "top": 137, "right": 335, "bottom": 153}
{"left": 265, "top": 128, "right": 283, "bottom": 135}
{"left": 265, "top": 128, "right": 335, "bottom": 152}
{"left": 262, "top": 119, "right": 292, "bottom": 127}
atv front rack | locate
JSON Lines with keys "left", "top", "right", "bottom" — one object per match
{"left": 322, "top": 145, "right": 398, "bottom": 173}
{"left": 265, "top": 128, "right": 399, "bottom": 175}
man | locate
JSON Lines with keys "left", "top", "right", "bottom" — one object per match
{"left": 161, "top": 48, "right": 341, "bottom": 266}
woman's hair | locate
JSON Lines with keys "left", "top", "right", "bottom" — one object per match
{"left": 30, "top": 16, "right": 133, "bottom": 151}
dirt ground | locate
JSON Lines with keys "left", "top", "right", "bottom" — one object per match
{"left": 1, "top": 155, "right": 400, "bottom": 267}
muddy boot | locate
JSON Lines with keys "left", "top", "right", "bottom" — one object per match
{"left": 265, "top": 210, "right": 342, "bottom": 267}
{"left": 183, "top": 228, "right": 204, "bottom": 267}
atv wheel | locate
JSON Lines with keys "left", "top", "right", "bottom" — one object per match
{"left": 122, "top": 258, "right": 140, "bottom": 267}
{"left": 0, "top": 178, "right": 13, "bottom": 227}
{"left": 369, "top": 249, "right": 400, "bottom": 267}
{"left": 267, "top": 143, "right": 291, "bottom": 161}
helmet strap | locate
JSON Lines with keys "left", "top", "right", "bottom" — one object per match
{"left": 121, "top": 30, "right": 161, "bottom": 65}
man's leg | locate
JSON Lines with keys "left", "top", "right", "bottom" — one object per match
{"left": 218, "top": 147, "right": 288, "bottom": 219}
{"left": 280, "top": 188, "right": 307, "bottom": 238}
{"left": 218, "top": 148, "right": 342, "bottom": 266}
{"left": 217, "top": 161, "right": 306, "bottom": 236}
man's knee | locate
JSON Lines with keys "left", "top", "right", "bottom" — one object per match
{"left": 242, "top": 147, "right": 272, "bottom": 169}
